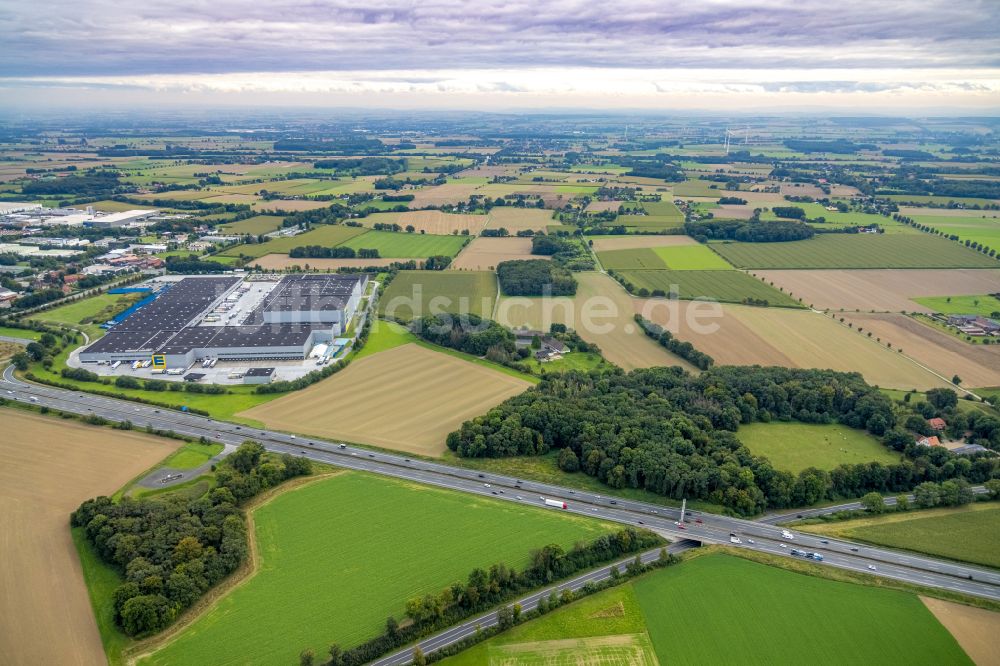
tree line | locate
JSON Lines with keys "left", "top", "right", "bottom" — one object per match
{"left": 684, "top": 219, "right": 815, "bottom": 243}
{"left": 71, "top": 442, "right": 312, "bottom": 636}
{"left": 635, "top": 315, "right": 714, "bottom": 370}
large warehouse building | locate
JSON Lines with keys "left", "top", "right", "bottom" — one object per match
{"left": 79, "top": 274, "right": 367, "bottom": 367}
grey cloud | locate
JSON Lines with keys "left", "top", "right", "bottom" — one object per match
{"left": 0, "top": 0, "right": 998, "bottom": 76}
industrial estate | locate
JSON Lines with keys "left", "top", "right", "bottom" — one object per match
{"left": 3, "top": 4, "right": 1000, "bottom": 666}
{"left": 77, "top": 273, "right": 367, "bottom": 382}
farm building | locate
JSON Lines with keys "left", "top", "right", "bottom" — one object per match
{"left": 514, "top": 329, "right": 569, "bottom": 355}
{"left": 78, "top": 274, "right": 367, "bottom": 368}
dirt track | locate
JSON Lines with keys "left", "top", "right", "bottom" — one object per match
{"left": 0, "top": 409, "right": 178, "bottom": 666}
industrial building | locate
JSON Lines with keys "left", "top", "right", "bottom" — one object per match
{"left": 78, "top": 273, "right": 368, "bottom": 369}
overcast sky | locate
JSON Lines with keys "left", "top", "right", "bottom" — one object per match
{"left": 1, "top": 0, "right": 998, "bottom": 112}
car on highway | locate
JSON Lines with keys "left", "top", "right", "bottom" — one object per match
{"left": 868, "top": 565, "right": 877, "bottom": 571}
{"left": 850, "top": 547, "right": 859, "bottom": 552}
{"left": 779, "top": 543, "right": 787, "bottom": 548}
{"left": 694, "top": 518, "right": 703, "bottom": 523}
{"left": 515, "top": 496, "right": 523, "bottom": 501}
{"left": 747, "top": 538, "right": 755, "bottom": 545}
{"left": 820, "top": 539, "right": 829, "bottom": 544}
{"left": 339, "top": 444, "right": 346, "bottom": 449}
{"left": 484, "top": 483, "right": 491, "bottom": 488}
{"left": 290, "top": 435, "right": 296, "bottom": 439}
{"left": 730, "top": 536, "right": 742, "bottom": 544}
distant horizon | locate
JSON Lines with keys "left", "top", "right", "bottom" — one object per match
{"left": 2, "top": 0, "right": 998, "bottom": 113}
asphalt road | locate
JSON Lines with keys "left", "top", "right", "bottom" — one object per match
{"left": 370, "top": 540, "right": 699, "bottom": 666}
{"left": 761, "top": 488, "right": 988, "bottom": 525}
{"left": 3, "top": 364, "right": 999, "bottom": 625}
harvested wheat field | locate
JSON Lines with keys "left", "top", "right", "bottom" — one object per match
{"left": 0, "top": 409, "right": 178, "bottom": 666}
{"left": 486, "top": 207, "right": 555, "bottom": 232}
{"left": 250, "top": 254, "right": 422, "bottom": 270}
{"left": 409, "top": 182, "right": 482, "bottom": 207}
{"left": 753, "top": 269, "right": 1000, "bottom": 312}
{"left": 713, "top": 204, "right": 757, "bottom": 220}
{"left": 725, "top": 306, "right": 951, "bottom": 389}
{"left": 841, "top": 313, "right": 1000, "bottom": 388}
{"left": 591, "top": 235, "right": 698, "bottom": 251}
{"left": 585, "top": 200, "right": 624, "bottom": 212}
{"left": 253, "top": 199, "right": 331, "bottom": 212}
{"left": 922, "top": 597, "right": 1000, "bottom": 666}
{"left": 363, "top": 210, "right": 488, "bottom": 235}
{"left": 635, "top": 298, "right": 794, "bottom": 366}
{"left": 635, "top": 300, "right": 948, "bottom": 388}
{"left": 451, "top": 236, "right": 546, "bottom": 270}
{"left": 498, "top": 272, "right": 694, "bottom": 371}
{"left": 239, "top": 344, "right": 531, "bottom": 456}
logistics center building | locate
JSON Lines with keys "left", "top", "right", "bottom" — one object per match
{"left": 79, "top": 273, "right": 367, "bottom": 367}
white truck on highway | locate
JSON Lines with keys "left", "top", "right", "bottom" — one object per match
{"left": 542, "top": 497, "right": 568, "bottom": 509}
{"left": 782, "top": 529, "right": 794, "bottom": 540}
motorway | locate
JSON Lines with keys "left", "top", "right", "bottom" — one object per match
{"left": 3, "top": 364, "right": 1000, "bottom": 658}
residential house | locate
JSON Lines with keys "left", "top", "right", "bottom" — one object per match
{"left": 927, "top": 417, "right": 946, "bottom": 431}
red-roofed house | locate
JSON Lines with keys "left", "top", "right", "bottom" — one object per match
{"left": 927, "top": 417, "right": 946, "bottom": 431}
{"left": 916, "top": 435, "right": 941, "bottom": 447}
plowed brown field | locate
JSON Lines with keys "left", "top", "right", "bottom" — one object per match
{"left": 0, "top": 410, "right": 178, "bottom": 666}
{"left": 451, "top": 236, "right": 544, "bottom": 270}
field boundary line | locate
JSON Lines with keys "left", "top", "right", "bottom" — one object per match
{"left": 124, "top": 471, "right": 344, "bottom": 666}
{"left": 821, "top": 310, "right": 980, "bottom": 398}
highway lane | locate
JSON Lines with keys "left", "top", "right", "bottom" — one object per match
{"left": 4, "top": 365, "right": 1000, "bottom": 604}
{"left": 370, "top": 542, "right": 698, "bottom": 666}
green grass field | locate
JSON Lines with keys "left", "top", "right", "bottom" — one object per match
{"left": 339, "top": 230, "right": 468, "bottom": 258}
{"left": 157, "top": 441, "right": 224, "bottom": 470}
{"left": 633, "top": 554, "right": 969, "bottom": 665}
{"left": 618, "top": 269, "right": 801, "bottom": 306}
{"left": 711, "top": 234, "right": 1000, "bottom": 269}
{"left": 442, "top": 584, "right": 653, "bottom": 666}
{"left": 354, "top": 319, "right": 415, "bottom": 360}
{"left": 910, "top": 215, "right": 1000, "bottom": 249}
{"left": 653, "top": 245, "right": 734, "bottom": 270}
{"left": 141, "top": 472, "right": 615, "bottom": 666}
{"left": 218, "top": 224, "right": 369, "bottom": 258}
{"left": 912, "top": 294, "right": 1000, "bottom": 317}
{"left": 597, "top": 248, "right": 666, "bottom": 270}
{"left": 801, "top": 504, "right": 1000, "bottom": 569}
{"left": 72, "top": 528, "right": 130, "bottom": 666}
{"left": 762, "top": 202, "right": 913, "bottom": 233}
{"left": 448, "top": 554, "right": 969, "bottom": 666}
{"left": 0, "top": 325, "right": 42, "bottom": 340}
{"left": 735, "top": 422, "right": 899, "bottom": 473}
{"left": 219, "top": 215, "right": 285, "bottom": 236}
{"left": 378, "top": 270, "right": 496, "bottom": 321}
{"left": 25, "top": 292, "right": 142, "bottom": 339}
